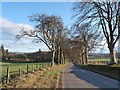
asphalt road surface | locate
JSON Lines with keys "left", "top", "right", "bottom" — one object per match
{"left": 62, "top": 63, "right": 119, "bottom": 89}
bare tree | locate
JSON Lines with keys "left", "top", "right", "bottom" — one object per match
{"left": 16, "top": 14, "right": 63, "bottom": 66}
{"left": 73, "top": 1, "right": 119, "bottom": 64}
{"left": 57, "top": 28, "right": 74, "bottom": 63}
{"left": 56, "top": 24, "right": 63, "bottom": 64}
{"left": 71, "top": 23, "right": 101, "bottom": 65}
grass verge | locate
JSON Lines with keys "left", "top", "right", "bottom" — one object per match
{"left": 1, "top": 61, "right": 49, "bottom": 83}
{"left": 76, "top": 64, "right": 120, "bottom": 81}
{"left": 1, "top": 63, "right": 68, "bottom": 88}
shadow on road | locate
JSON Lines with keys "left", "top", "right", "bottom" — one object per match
{"left": 62, "top": 63, "right": 119, "bottom": 89}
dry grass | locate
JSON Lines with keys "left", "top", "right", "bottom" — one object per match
{"left": 2, "top": 63, "right": 68, "bottom": 88}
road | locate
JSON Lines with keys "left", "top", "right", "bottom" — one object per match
{"left": 61, "top": 63, "right": 119, "bottom": 89}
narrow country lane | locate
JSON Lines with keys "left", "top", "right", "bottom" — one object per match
{"left": 62, "top": 63, "right": 119, "bottom": 89}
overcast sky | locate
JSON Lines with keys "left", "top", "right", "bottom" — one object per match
{"left": 1, "top": 2, "right": 119, "bottom": 53}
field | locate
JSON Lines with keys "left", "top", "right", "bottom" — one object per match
{"left": 77, "top": 58, "right": 120, "bottom": 80}
{"left": 1, "top": 63, "right": 68, "bottom": 88}
{"left": 0, "top": 61, "right": 50, "bottom": 83}
{"left": 89, "top": 58, "right": 110, "bottom": 61}
{"left": 77, "top": 64, "right": 120, "bottom": 80}
{"left": 88, "top": 58, "right": 120, "bottom": 64}
{"left": 89, "top": 58, "right": 120, "bottom": 61}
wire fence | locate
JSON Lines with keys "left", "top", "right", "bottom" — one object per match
{"left": 89, "top": 59, "right": 120, "bottom": 65}
{"left": 1, "top": 63, "right": 51, "bottom": 84}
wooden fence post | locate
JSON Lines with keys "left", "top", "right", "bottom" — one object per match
{"left": 19, "top": 65, "right": 21, "bottom": 77}
{"left": 38, "top": 65, "right": 39, "bottom": 70}
{"left": 103, "top": 61, "right": 104, "bottom": 65}
{"left": 42, "top": 64, "right": 43, "bottom": 68}
{"left": 27, "top": 65, "right": 29, "bottom": 73}
{"left": 40, "top": 64, "right": 42, "bottom": 70}
{"left": 102, "top": 61, "right": 103, "bottom": 65}
{"left": 6, "top": 66, "right": 10, "bottom": 84}
{"left": 36, "top": 65, "right": 37, "bottom": 70}
{"left": 32, "top": 65, "right": 34, "bottom": 72}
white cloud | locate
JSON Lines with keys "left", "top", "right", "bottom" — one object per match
{"left": 0, "top": 17, "right": 49, "bottom": 52}
{"left": 0, "top": 17, "right": 15, "bottom": 29}
{"left": 17, "top": 24, "right": 34, "bottom": 32}
{"left": 0, "top": 17, "right": 34, "bottom": 35}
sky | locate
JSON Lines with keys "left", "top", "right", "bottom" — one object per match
{"left": 1, "top": 2, "right": 74, "bottom": 52}
{"left": 0, "top": 2, "right": 119, "bottom": 53}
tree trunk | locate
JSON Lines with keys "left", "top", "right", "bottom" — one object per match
{"left": 81, "top": 53, "right": 84, "bottom": 65}
{"left": 85, "top": 47, "right": 88, "bottom": 65}
{"left": 57, "top": 47, "right": 60, "bottom": 65}
{"left": 61, "top": 50, "right": 64, "bottom": 64}
{"left": 79, "top": 51, "right": 82, "bottom": 65}
{"left": 51, "top": 45, "right": 56, "bottom": 66}
{"left": 51, "top": 50, "right": 55, "bottom": 66}
{"left": 109, "top": 47, "right": 117, "bottom": 64}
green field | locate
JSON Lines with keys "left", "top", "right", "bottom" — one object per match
{"left": 77, "top": 64, "right": 120, "bottom": 80}
{"left": 89, "top": 58, "right": 110, "bottom": 61}
{"left": 89, "top": 58, "right": 120, "bottom": 62}
{"left": 0, "top": 61, "right": 50, "bottom": 83}
{"left": 76, "top": 58, "right": 120, "bottom": 80}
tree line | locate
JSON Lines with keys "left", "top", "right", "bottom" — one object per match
{"left": 0, "top": 45, "right": 9, "bottom": 60}
{"left": 73, "top": 1, "right": 119, "bottom": 64}
{"left": 0, "top": 45, "right": 50, "bottom": 62}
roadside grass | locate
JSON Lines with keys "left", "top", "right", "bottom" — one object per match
{"left": 76, "top": 64, "right": 120, "bottom": 81}
{"left": 1, "top": 63, "right": 68, "bottom": 88}
{"left": 1, "top": 61, "right": 50, "bottom": 83}
{"left": 89, "top": 58, "right": 119, "bottom": 62}
{"left": 43, "top": 70, "right": 60, "bottom": 88}
{"left": 89, "top": 58, "right": 110, "bottom": 61}
{"left": 111, "top": 64, "right": 120, "bottom": 67}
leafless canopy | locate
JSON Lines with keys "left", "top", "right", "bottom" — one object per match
{"left": 73, "top": 1, "right": 119, "bottom": 47}
{"left": 16, "top": 14, "right": 63, "bottom": 51}
{"left": 73, "top": 0, "right": 119, "bottom": 64}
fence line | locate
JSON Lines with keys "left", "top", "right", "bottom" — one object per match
{"left": 88, "top": 60, "right": 109, "bottom": 65}
{"left": 4, "top": 63, "right": 51, "bottom": 84}
{"left": 88, "top": 59, "right": 120, "bottom": 65}
{"left": 6, "top": 67, "right": 10, "bottom": 84}
{"left": 19, "top": 65, "right": 21, "bottom": 77}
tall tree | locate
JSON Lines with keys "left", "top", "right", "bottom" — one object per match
{"left": 70, "top": 23, "right": 101, "bottom": 65}
{"left": 6, "top": 49, "right": 9, "bottom": 55}
{"left": 1, "top": 45, "right": 5, "bottom": 59}
{"left": 73, "top": 1, "right": 119, "bottom": 64}
{"left": 16, "top": 14, "right": 63, "bottom": 66}
{"left": 56, "top": 21, "right": 63, "bottom": 64}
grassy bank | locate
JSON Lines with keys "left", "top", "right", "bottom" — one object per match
{"left": 89, "top": 58, "right": 110, "bottom": 61}
{"left": 1, "top": 63, "right": 68, "bottom": 88}
{"left": 1, "top": 61, "right": 50, "bottom": 83}
{"left": 76, "top": 64, "right": 120, "bottom": 81}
